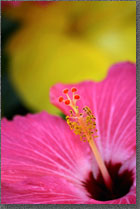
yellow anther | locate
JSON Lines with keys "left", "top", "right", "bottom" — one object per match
{"left": 65, "top": 103, "right": 98, "bottom": 142}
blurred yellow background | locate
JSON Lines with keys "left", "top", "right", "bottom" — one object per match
{"left": 2, "top": 1, "right": 136, "bottom": 115}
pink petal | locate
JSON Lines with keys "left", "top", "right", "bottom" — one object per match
{"left": 1, "top": 175, "right": 87, "bottom": 204}
{"left": 50, "top": 62, "right": 136, "bottom": 164}
{"left": 1, "top": 112, "right": 96, "bottom": 204}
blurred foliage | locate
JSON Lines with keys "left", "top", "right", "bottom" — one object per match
{"left": 1, "top": 1, "right": 136, "bottom": 116}
{"left": 1, "top": 17, "right": 32, "bottom": 119}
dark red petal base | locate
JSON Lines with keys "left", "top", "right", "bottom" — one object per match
{"left": 83, "top": 162, "right": 134, "bottom": 201}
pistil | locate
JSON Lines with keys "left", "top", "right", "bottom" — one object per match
{"left": 59, "top": 87, "right": 112, "bottom": 191}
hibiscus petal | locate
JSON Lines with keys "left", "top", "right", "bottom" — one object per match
{"left": 1, "top": 112, "right": 97, "bottom": 203}
{"left": 50, "top": 62, "right": 136, "bottom": 164}
{"left": 1, "top": 175, "right": 87, "bottom": 204}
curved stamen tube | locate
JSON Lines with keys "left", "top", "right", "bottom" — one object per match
{"left": 59, "top": 87, "right": 112, "bottom": 191}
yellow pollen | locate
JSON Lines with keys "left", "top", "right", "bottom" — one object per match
{"left": 66, "top": 106, "right": 98, "bottom": 142}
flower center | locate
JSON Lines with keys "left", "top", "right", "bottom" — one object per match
{"left": 83, "top": 162, "right": 134, "bottom": 201}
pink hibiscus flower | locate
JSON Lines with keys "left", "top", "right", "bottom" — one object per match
{"left": 1, "top": 62, "right": 136, "bottom": 204}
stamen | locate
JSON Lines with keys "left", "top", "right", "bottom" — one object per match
{"left": 58, "top": 87, "right": 113, "bottom": 191}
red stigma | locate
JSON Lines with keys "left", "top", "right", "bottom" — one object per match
{"left": 74, "top": 95, "right": 80, "bottom": 100}
{"left": 71, "top": 87, "right": 77, "bottom": 92}
{"left": 59, "top": 96, "right": 64, "bottom": 102}
{"left": 65, "top": 99, "right": 70, "bottom": 105}
{"left": 63, "top": 89, "right": 69, "bottom": 94}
